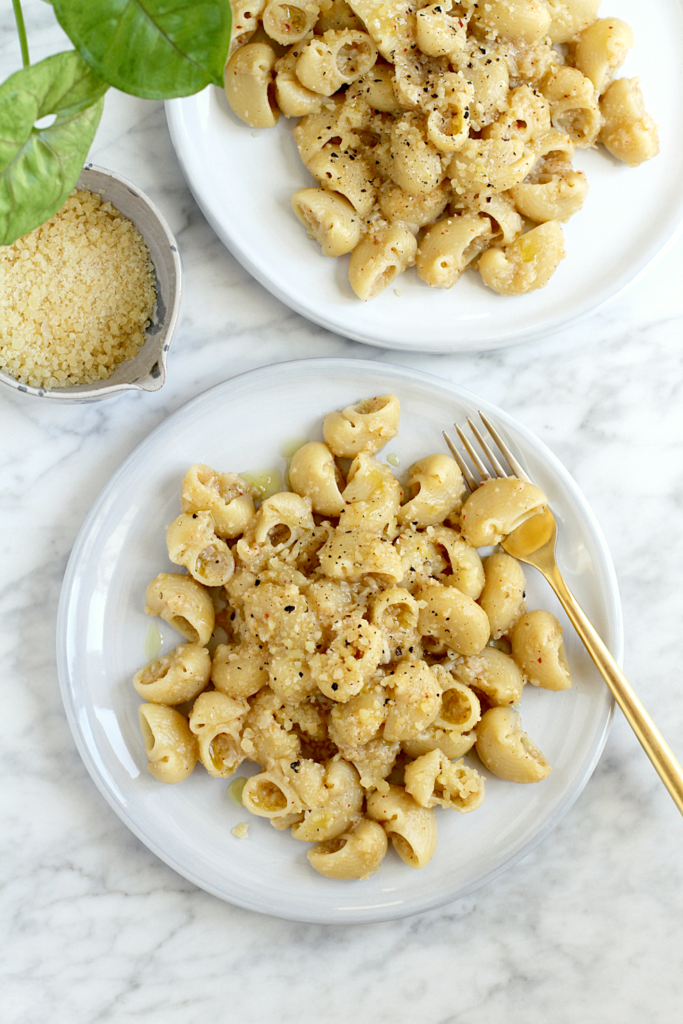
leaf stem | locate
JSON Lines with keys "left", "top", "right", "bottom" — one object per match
{"left": 12, "top": 0, "right": 30, "bottom": 69}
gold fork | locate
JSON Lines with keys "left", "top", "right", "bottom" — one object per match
{"left": 444, "top": 412, "right": 683, "bottom": 816}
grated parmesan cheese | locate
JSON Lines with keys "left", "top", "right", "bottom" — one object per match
{"left": 0, "top": 190, "right": 156, "bottom": 389}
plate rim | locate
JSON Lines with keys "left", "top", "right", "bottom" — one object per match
{"left": 56, "top": 356, "right": 622, "bottom": 922}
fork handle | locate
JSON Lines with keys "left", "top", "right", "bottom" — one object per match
{"left": 543, "top": 564, "right": 683, "bottom": 815}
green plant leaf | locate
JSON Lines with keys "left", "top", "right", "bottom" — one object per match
{"left": 52, "top": 0, "right": 232, "bottom": 100}
{"left": 0, "top": 51, "right": 108, "bottom": 247}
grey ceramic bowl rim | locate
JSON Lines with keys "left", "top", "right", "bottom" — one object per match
{"left": 0, "top": 164, "right": 183, "bottom": 402}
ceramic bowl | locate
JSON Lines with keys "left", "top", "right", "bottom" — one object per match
{"left": 0, "top": 164, "right": 182, "bottom": 402}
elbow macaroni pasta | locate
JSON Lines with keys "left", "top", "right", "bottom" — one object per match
{"left": 598, "top": 77, "right": 660, "bottom": 167}
{"left": 135, "top": 394, "right": 573, "bottom": 880}
{"left": 223, "top": 0, "right": 658, "bottom": 299}
{"left": 307, "top": 817, "right": 388, "bottom": 878}
{"left": 475, "top": 706, "right": 552, "bottom": 783}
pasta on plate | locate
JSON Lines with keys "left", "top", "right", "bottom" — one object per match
{"left": 135, "top": 394, "right": 576, "bottom": 880}
{"left": 223, "top": 0, "right": 658, "bottom": 300}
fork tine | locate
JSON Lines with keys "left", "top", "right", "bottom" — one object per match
{"left": 478, "top": 411, "right": 532, "bottom": 483}
{"left": 455, "top": 424, "right": 491, "bottom": 481}
{"left": 466, "top": 416, "right": 508, "bottom": 478}
{"left": 445, "top": 411, "right": 533, "bottom": 490}
{"left": 443, "top": 430, "right": 478, "bottom": 491}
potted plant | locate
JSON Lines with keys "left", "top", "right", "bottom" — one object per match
{"left": 1, "top": 0, "right": 232, "bottom": 246}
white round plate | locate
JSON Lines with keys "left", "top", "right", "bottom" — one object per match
{"left": 166, "top": 0, "right": 683, "bottom": 353}
{"left": 57, "top": 358, "right": 621, "bottom": 923}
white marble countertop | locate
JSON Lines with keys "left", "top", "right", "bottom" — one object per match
{"left": 3, "top": 4, "right": 683, "bottom": 1023}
